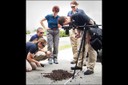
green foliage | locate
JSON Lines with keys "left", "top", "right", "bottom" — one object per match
{"left": 26, "top": 30, "right": 31, "bottom": 34}
{"left": 43, "top": 31, "right": 47, "bottom": 36}
{"left": 41, "top": 29, "right": 69, "bottom": 37}
{"left": 59, "top": 29, "right": 69, "bottom": 37}
{"left": 59, "top": 44, "right": 71, "bottom": 50}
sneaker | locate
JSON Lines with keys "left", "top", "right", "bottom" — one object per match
{"left": 53, "top": 58, "right": 58, "bottom": 64}
{"left": 71, "top": 66, "right": 82, "bottom": 70}
{"left": 84, "top": 70, "right": 94, "bottom": 75}
{"left": 48, "top": 58, "right": 53, "bottom": 64}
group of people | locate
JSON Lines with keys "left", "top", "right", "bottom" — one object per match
{"left": 26, "top": 0, "right": 99, "bottom": 75}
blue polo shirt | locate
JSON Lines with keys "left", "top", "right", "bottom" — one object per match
{"left": 67, "top": 8, "right": 86, "bottom": 17}
{"left": 45, "top": 14, "right": 60, "bottom": 29}
{"left": 71, "top": 12, "right": 91, "bottom": 26}
{"left": 26, "top": 42, "right": 38, "bottom": 57}
{"left": 29, "top": 34, "right": 43, "bottom": 42}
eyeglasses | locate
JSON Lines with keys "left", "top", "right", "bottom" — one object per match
{"left": 71, "top": 6, "right": 75, "bottom": 8}
{"left": 40, "top": 32, "right": 44, "bottom": 34}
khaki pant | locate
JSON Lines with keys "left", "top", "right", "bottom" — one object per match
{"left": 69, "top": 29, "right": 78, "bottom": 62}
{"left": 69, "top": 29, "right": 86, "bottom": 64}
{"left": 26, "top": 51, "right": 47, "bottom": 72}
{"left": 77, "top": 30, "right": 97, "bottom": 71}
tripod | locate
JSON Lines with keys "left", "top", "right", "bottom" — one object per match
{"left": 72, "top": 24, "right": 87, "bottom": 79}
{"left": 72, "top": 24, "right": 102, "bottom": 79}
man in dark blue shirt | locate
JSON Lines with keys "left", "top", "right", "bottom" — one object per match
{"left": 26, "top": 38, "right": 51, "bottom": 72}
{"left": 29, "top": 27, "right": 44, "bottom": 43}
{"left": 71, "top": 13, "right": 91, "bottom": 26}
{"left": 67, "top": 1, "right": 87, "bottom": 66}
{"left": 58, "top": 12, "right": 97, "bottom": 75}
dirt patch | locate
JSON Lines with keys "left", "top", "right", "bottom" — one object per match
{"left": 42, "top": 69, "right": 73, "bottom": 81}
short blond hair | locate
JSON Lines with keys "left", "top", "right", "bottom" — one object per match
{"left": 37, "top": 38, "right": 47, "bottom": 46}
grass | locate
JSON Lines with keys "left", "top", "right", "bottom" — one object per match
{"left": 59, "top": 44, "right": 71, "bottom": 51}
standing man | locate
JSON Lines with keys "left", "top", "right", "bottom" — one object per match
{"left": 67, "top": 1, "right": 86, "bottom": 65}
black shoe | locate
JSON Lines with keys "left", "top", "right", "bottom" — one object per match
{"left": 40, "top": 63, "right": 44, "bottom": 67}
{"left": 84, "top": 70, "right": 94, "bottom": 75}
{"left": 71, "top": 66, "right": 82, "bottom": 70}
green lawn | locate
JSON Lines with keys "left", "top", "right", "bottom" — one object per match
{"left": 59, "top": 44, "right": 71, "bottom": 51}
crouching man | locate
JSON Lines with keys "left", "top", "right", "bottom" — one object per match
{"left": 26, "top": 38, "right": 51, "bottom": 72}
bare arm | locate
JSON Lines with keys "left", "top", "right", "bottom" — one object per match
{"left": 39, "top": 48, "right": 47, "bottom": 53}
{"left": 27, "top": 52, "right": 39, "bottom": 64}
{"left": 39, "top": 48, "right": 51, "bottom": 58}
{"left": 40, "top": 18, "right": 47, "bottom": 30}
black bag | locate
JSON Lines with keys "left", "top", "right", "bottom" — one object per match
{"left": 90, "top": 38, "right": 102, "bottom": 51}
{"left": 89, "top": 25, "right": 102, "bottom": 51}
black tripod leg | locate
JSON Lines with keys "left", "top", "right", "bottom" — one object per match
{"left": 72, "top": 29, "right": 86, "bottom": 79}
{"left": 81, "top": 31, "right": 86, "bottom": 68}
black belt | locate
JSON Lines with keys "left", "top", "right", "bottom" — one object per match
{"left": 51, "top": 28, "right": 58, "bottom": 30}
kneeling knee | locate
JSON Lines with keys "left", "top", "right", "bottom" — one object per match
{"left": 46, "top": 51, "right": 51, "bottom": 57}
{"left": 26, "top": 67, "right": 32, "bottom": 72}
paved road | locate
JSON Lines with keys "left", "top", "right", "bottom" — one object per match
{"left": 26, "top": 48, "right": 102, "bottom": 85}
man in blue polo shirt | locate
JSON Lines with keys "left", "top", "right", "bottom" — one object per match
{"left": 29, "top": 27, "right": 44, "bottom": 43}
{"left": 26, "top": 38, "right": 51, "bottom": 72}
{"left": 58, "top": 12, "right": 97, "bottom": 75}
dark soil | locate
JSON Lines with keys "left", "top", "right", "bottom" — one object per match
{"left": 43, "top": 69, "right": 73, "bottom": 81}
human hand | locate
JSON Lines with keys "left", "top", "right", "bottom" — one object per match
{"left": 74, "top": 28, "right": 81, "bottom": 38}
{"left": 36, "top": 61, "right": 41, "bottom": 67}
{"left": 75, "top": 33, "right": 81, "bottom": 39}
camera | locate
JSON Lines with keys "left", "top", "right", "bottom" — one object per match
{"left": 62, "top": 25, "right": 73, "bottom": 30}
{"left": 62, "top": 24, "right": 73, "bottom": 35}
{"left": 61, "top": 19, "right": 78, "bottom": 35}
